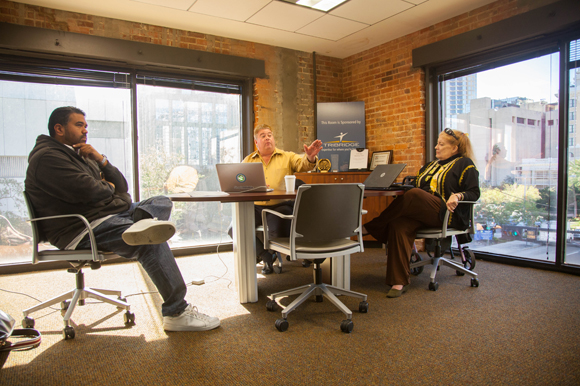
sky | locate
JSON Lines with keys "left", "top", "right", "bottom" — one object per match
{"left": 477, "top": 53, "right": 560, "bottom": 103}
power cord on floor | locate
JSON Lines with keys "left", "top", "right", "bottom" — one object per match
{"left": 189, "top": 210, "right": 233, "bottom": 289}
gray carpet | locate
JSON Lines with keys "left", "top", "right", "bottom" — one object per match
{"left": 1, "top": 248, "right": 579, "bottom": 385}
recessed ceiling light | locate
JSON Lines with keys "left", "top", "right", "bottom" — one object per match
{"left": 279, "top": 0, "right": 350, "bottom": 12}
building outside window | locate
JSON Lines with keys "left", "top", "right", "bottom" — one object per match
{"left": 441, "top": 39, "right": 580, "bottom": 268}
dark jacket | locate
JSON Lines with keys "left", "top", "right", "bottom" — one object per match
{"left": 414, "top": 154, "right": 480, "bottom": 230}
{"left": 25, "top": 135, "right": 132, "bottom": 249}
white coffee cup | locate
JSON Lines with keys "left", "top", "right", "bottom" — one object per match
{"left": 284, "top": 175, "right": 296, "bottom": 192}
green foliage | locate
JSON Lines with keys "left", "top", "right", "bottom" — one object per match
{"left": 568, "top": 159, "right": 580, "bottom": 189}
{"left": 478, "top": 183, "right": 545, "bottom": 226}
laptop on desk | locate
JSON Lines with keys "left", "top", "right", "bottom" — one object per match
{"left": 363, "top": 164, "right": 410, "bottom": 191}
{"left": 216, "top": 163, "right": 273, "bottom": 193}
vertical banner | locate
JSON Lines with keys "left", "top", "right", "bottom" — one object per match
{"left": 317, "top": 101, "right": 365, "bottom": 172}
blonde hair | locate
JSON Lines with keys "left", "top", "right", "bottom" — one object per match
{"left": 444, "top": 128, "right": 476, "bottom": 162}
{"left": 254, "top": 124, "right": 273, "bottom": 139}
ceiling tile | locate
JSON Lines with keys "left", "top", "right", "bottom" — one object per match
{"left": 131, "top": 0, "right": 195, "bottom": 11}
{"left": 189, "top": 0, "right": 271, "bottom": 22}
{"left": 297, "top": 14, "right": 368, "bottom": 41}
{"left": 330, "top": 0, "right": 414, "bottom": 25}
{"left": 246, "top": 1, "right": 323, "bottom": 32}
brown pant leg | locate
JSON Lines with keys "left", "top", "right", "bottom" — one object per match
{"left": 377, "top": 189, "right": 443, "bottom": 286}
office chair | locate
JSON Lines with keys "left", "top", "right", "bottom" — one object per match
{"left": 263, "top": 183, "right": 368, "bottom": 333}
{"left": 21, "top": 191, "right": 135, "bottom": 340}
{"left": 409, "top": 200, "right": 480, "bottom": 291}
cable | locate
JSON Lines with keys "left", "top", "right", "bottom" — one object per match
{"left": 196, "top": 206, "right": 232, "bottom": 289}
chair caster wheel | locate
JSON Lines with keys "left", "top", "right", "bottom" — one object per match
{"left": 63, "top": 326, "right": 75, "bottom": 340}
{"left": 61, "top": 300, "right": 71, "bottom": 310}
{"left": 275, "top": 318, "right": 289, "bottom": 332}
{"left": 22, "top": 317, "right": 35, "bottom": 328}
{"left": 464, "top": 248, "right": 476, "bottom": 270}
{"left": 429, "top": 282, "right": 439, "bottom": 291}
{"left": 471, "top": 278, "right": 479, "bottom": 287}
{"left": 273, "top": 265, "right": 282, "bottom": 274}
{"left": 340, "top": 319, "right": 353, "bottom": 333}
{"left": 301, "top": 260, "right": 311, "bottom": 268}
{"left": 410, "top": 252, "right": 423, "bottom": 275}
{"left": 359, "top": 301, "right": 369, "bottom": 313}
{"left": 266, "top": 300, "right": 277, "bottom": 312}
{"left": 124, "top": 311, "right": 136, "bottom": 325}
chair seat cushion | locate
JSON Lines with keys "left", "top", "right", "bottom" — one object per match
{"left": 270, "top": 238, "right": 360, "bottom": 254}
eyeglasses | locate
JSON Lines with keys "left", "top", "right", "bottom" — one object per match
{"left": 444, "top": 128, "right": 459, "bottom": 141}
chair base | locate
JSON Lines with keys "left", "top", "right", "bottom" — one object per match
{"left": 23, "top": 287, "right": 131, "bottom": 325}
{"left": 410, "top": 255, "right": 479, "bottom": 290}
{"left": 270, "top": 282, "right": 367, "bottom": 320}
{"left": 21, "top": 269, "right": 133, "bottom": 339}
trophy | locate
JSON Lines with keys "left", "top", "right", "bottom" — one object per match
{"left": 317, "top": 159, "right": 331, "bottom": 173}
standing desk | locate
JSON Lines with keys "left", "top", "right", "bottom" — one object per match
{"left": 170, "top": 189, "right": 402, "bottom": 303}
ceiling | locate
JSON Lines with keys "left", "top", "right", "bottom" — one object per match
{"left": 16, "top": 0, "right": 498, "bottom": 58}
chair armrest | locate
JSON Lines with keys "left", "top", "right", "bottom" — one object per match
{"left": 440, "top": 200, "right": 478, "bottom": 238}
{"left": 261, "top": 209, "right": 295, "bottom": 250}
{"left": 28, "top": 213, "right": 100, "bottom": 262}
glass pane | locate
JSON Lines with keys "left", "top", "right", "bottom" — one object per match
{"left": 443, "top": 53, "right": 560, "bottom": 262}
{"left": 0, "top": 80, "right": 131, "bottom": 264}
{"left": 566, "top": 40, "right": 580, "bottom": 267}
{"left": 137, "top": 85, "right": 241, "bottom": 248}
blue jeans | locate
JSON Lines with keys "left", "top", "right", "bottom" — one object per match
{"left": 76, "top": 196, "right": 188, "bottom": 317}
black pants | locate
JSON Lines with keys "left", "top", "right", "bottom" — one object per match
{"left": 254, "top": 201, "right": 294, "bottom": 262}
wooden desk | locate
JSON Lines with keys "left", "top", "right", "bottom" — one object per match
{"left": 171, "top": 188, "right": 402, "bottom": 303}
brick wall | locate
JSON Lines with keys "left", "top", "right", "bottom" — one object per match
{"left": 0, "top": 0, "right": 540, "bottom": 160}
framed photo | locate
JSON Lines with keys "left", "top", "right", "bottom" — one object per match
{"left": 369, "top": 150, "right": 393, "bottom": 170}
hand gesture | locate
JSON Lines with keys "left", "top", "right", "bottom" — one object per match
{"left": 304, "top": 139, "right": 323, "bottom": 162}
{"left": 73, "top": 143, "right": 105, "bottom": 164}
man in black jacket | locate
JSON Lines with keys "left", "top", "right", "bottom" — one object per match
{"left": 25, "top": 106, "right": 219, "bottom": 332}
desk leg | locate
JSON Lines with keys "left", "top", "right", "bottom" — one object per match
{"left": 232, "top": 201, "right": 258, "bottom": 303}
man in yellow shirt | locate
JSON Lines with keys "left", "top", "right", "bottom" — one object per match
{"left": 244, "top": 124, "right": 323, "bottom": 273}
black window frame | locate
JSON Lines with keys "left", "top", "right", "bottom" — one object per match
{"left": 413, "top": 0, "right": 580, "bottom": 275}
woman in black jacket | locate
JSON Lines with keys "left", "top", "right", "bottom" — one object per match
{"left": 364, "top": 128, "right": 480, "bottom": 298}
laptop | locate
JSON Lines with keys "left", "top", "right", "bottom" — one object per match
{"left": 216, "top": 163, "right": 273, "bottom": 193}
{"left": 363, "top": 164, "right": 410, "bottom": 191}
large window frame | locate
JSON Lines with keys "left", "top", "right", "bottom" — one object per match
{"left": 415, "top": 0, "right": 580, "bottom": 275}
{"left": 0, "top": 23, "right": 263, "bottom": 273}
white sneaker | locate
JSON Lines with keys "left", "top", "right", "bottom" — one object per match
{"left": 163, "top": 304, "right": 220, "bottom": 332}
{"left": 122, "top": 218, "right": 176, "bottom": 246}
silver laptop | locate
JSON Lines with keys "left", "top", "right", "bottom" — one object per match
{"left": 216, "top": 163, "right": 273, "bottom": 193}
{"left": 363, "top": 164, "right": 408, "bottom": 191}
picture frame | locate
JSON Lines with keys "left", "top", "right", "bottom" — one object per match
{"left": 369, "top": 150, "right": 393, "bottom": 170}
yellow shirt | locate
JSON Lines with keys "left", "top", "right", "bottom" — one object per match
{"left": 243, "top": 147, "right": 317, "bottom": 205}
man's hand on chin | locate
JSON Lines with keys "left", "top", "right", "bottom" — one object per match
{"left": 74, "top": 143, "right": 101, "bottom": 161}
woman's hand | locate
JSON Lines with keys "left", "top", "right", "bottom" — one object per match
{"left": 446, "top": 193, "right": 462, "bottom": 212}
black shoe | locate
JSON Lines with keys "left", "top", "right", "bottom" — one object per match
{"left": 261, "top": 251, "right": 274, "bottom": 274}
{"left": 261, "top": 264, "right": 273, "bottom": 274}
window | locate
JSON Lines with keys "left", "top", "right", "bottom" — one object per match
{"left": 517, "top": 117, "right": 525, "bottom": 124}
{"left": 0, "top": 56, "right": 248, "bottom": 265}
